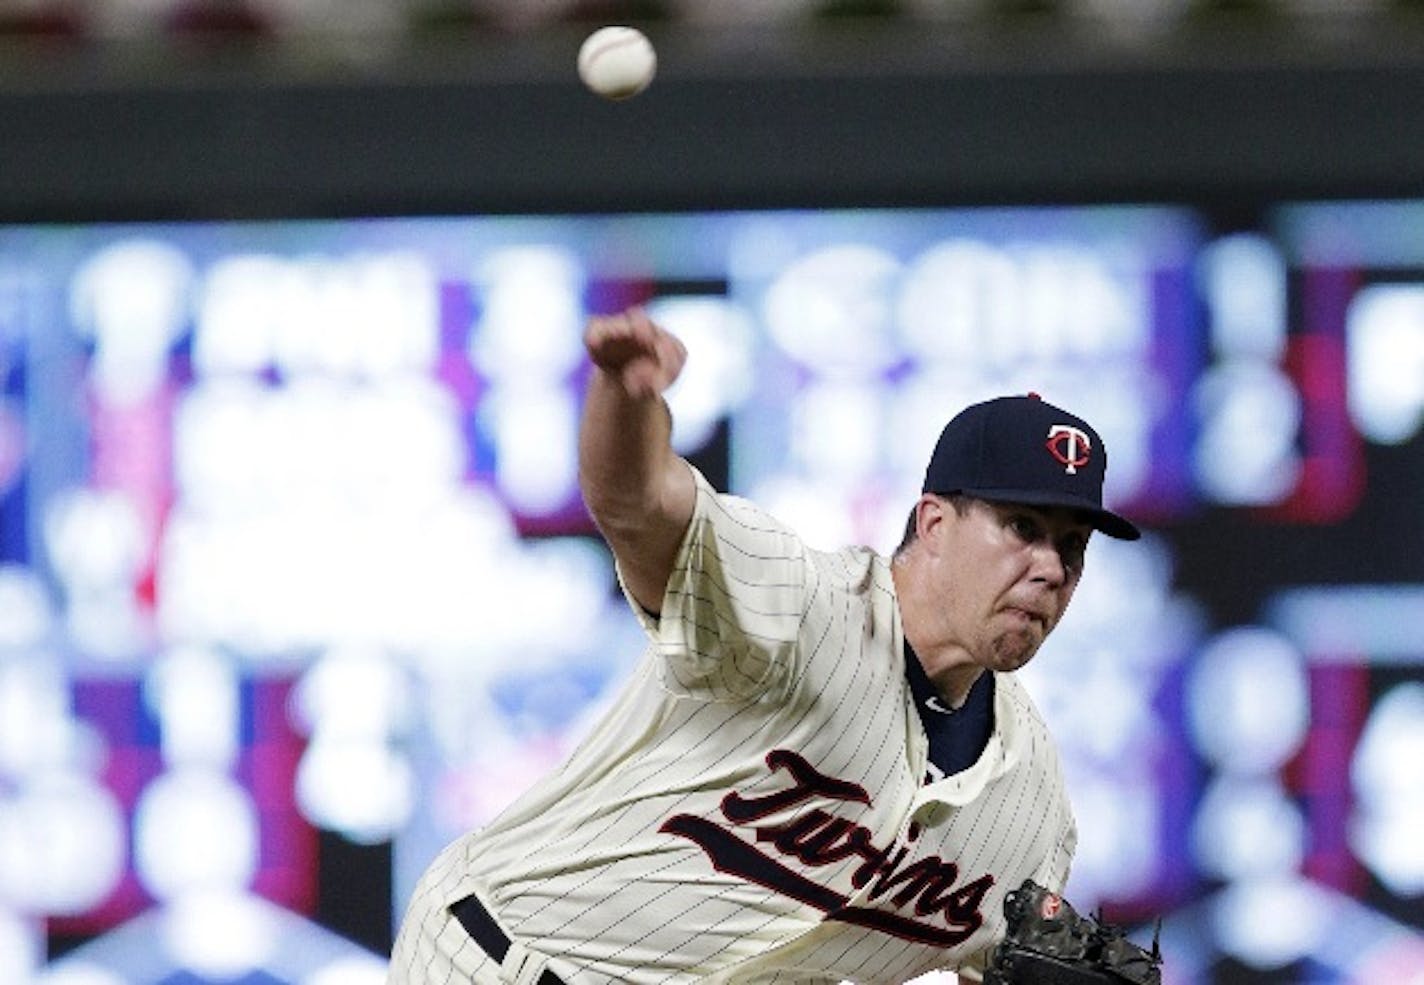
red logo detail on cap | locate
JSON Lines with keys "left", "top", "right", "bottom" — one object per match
{"left": 1046, "top": 425, "right": 1092, "bottom": 475}
{"left": 1040, "top": 893, "right": 1062, "bottom": 919}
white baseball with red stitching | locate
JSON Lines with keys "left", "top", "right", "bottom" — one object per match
{"left": 577, "top": 26, "right": 657, "bottom": 100}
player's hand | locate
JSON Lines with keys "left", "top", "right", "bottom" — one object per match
{"left": 585, "top": 306, "right": 687, "bottom": 400}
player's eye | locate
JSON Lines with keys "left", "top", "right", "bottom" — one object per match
{"left": 1058, "top": 534, "right": 1088, "bottom": 576}
{"left": 1007, "top": 514, "right": 1043, "bottom": 543}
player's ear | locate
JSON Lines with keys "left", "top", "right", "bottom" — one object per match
{"left": 915, "top": 494, "right": 951, "bottom": 551}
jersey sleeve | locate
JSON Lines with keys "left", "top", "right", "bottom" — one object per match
{"left": 616, "top": 465, "right": 811, "bottom": 701}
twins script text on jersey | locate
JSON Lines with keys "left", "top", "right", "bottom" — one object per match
{"left": 663, "top": 748, "right": 994, "bottom": 946}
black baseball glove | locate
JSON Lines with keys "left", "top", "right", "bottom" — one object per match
{"left": 983, "top": 880, "right": 1162, "bottom": 985}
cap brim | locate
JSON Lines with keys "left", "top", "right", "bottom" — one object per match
{"left": 954, "top": 487, "right": 1142, "bottom": 541}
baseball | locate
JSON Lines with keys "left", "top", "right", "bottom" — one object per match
{"left": 578, "top": 26, "right": 656, "bottom": 101}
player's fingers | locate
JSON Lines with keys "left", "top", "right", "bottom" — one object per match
{"left": 586, "top": 306, "right": 680, "bottom": 383}
{"left": 653, "top": 329, "right": 688, "bottom": 383}
{"left": 616, "top": 332, "right": 685, "bottom": 399}
{"left": 583, "top": 311, "right": 625, "bottom": 348}
{"left": 585, "top": 316, "right": 640, "bottom": 369}
{"left": 586, "top": 308, "right": 649, "bottom": 360}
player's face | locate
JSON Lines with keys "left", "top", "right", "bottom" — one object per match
{"left": 927, "top": 497, "right": 1091, "bottom": 672}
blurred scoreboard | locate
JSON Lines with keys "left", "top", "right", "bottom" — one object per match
{"left": 0, "top": 201, "right": 1420, "bottom": 983}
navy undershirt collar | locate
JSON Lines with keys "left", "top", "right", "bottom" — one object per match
{"left": 904, "top": 641, "right": 995, "bottom": 781}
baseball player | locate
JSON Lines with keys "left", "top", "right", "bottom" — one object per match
{"left": 389, "top": 306, "right": 1141, "bottom": 984}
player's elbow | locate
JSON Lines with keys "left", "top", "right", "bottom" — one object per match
{"left": 581, "top": 457, "right": 694, "bottom": 535}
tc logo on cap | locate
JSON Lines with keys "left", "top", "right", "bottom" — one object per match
{"left": 1046, "top": 424, "right": 1092, "bottom": 475}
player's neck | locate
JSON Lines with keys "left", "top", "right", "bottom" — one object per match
{"left": 892, "top": 557, "right": 983, "bottom": 708}
{"left": 911, "top": 647, "right": 984, "bottom": 709}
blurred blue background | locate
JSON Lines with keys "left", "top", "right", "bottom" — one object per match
{"left": 1, "top": 4, "right": 1424, "bottom": 984}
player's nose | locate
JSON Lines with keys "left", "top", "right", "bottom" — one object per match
{"left": 1027, "top": 540, "right": 1068, "bottom": 588}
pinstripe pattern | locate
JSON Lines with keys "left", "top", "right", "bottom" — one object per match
{"left": 389, "top": 467, "right": 1076, "bottom": 984}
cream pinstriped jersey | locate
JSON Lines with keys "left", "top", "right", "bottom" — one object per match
{"left": 390, "top": 466, "right": 1076, "bottom": 985}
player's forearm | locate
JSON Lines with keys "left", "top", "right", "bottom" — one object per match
{"left": 579, "top": 367, "right": 674, "bottom": 515}
{"left": 578, "top": 367, "right": 695, "bottom": 609}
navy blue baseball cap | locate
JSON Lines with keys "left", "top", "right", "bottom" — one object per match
{"left": 922, "top": 394, "right": 1140, "bottom": 540}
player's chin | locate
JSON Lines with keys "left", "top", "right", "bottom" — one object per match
{"left": 989, "top": 631, "right": 1043, "bottom": 672}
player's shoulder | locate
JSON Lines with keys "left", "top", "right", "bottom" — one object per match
{"left": 692, "top": 467, "right": 799, "bottom": 542}
{"left": 832, "top": 540, "right": 884, "bottom": 574}
{"left": 690, "top": 467, "right": 893, "bottom": 592}
{"left": 995, "top": 672, "right": 1070, "bottom": 778}
{"left": 994, "top": 673, "right": 1058, "bottom": 744}
{"left": 805, "top": 542, "right": 889, "bottom": 599}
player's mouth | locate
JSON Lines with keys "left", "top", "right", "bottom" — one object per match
{"left": 1002, "top": 605, "right": 1048, "bottom": 629}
